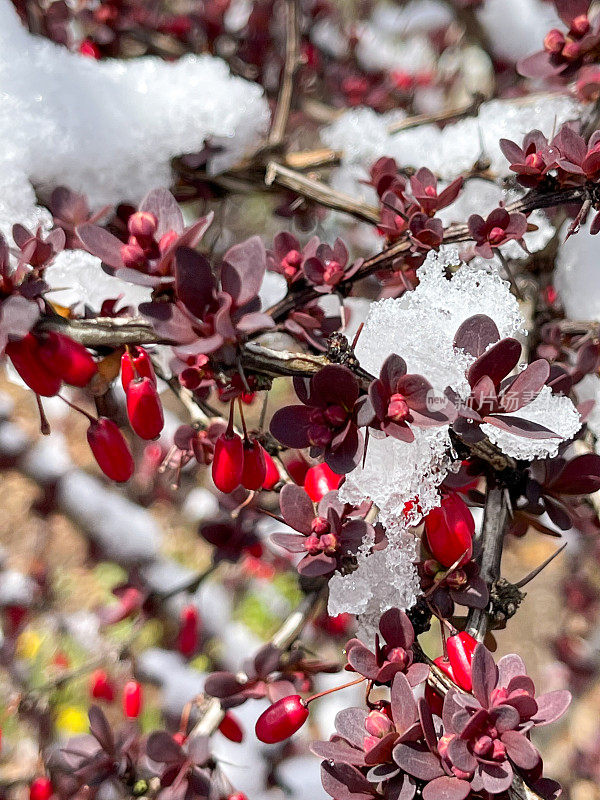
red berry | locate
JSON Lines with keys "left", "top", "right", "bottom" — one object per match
{"left": 5, "top": 604, "right": 28, "bottom": 634}
{"left": 446, "top": 632, "right": 477, "bottom": 692}
{"left": 262, "top": 451, "right": 280, "bottom": 490}
{"left": 126, "top": 377, "right": 164, "bottom": 440}
{"left": 87, "top": 417, "right": 135, "bottom": 482}
{"left": 212, "top": 432, "right": 243, "bottom": 493}
{"left": 123, "top": 680, "right": 143, "bottom": 718}
{"left": 30, "top": 778, "right": 53, "bottom": 800}
{"left": 121, "top": 347, "right": 156, "bottom": 391}
{"left": 285, "top": 455, "right": 309, "bottom": 485}
{"left": 424, "top": 493, "right": 474, "bottom": 568}
{"left": 304, "top": 462, "right": 342, "bottom": 502}
{"left": 241, "top": 438, "right": 267, "bottom": 490}
{"left": 228, "top": 794, "right": 248, "bottom": 800}
{"left": 6, "top": 334, "right": 62, "bottom": 397}
{"left": 255, "top": 695, "right": 309, "bottom": 743}
{"left": 173, "top": 732, "right": 186, "bottom": 745}
{"left": 79, "top": 38, "right": 100, "bottom": 58}
{"left": 90, "top": 669, "right": 115, "bottom": 702}
{"left": 38, "top": 332, "right": 97, "bottom": 387}
{"left": 219, "top": 711, "right": 244, "bottom": 743}
{"left": 177, "top": 604, "right": 200, "bottom": 657}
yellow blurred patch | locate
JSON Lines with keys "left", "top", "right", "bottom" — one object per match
{"left": 55, "top": 706, "right": 88, "bottom": 734}
{"left": 16, "top": 629, "right": 42, "bottom": 660}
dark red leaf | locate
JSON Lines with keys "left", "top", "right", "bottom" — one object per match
{"left": 221, "top": 235, "right": 266, "bottom": 307}
{"left": 468, "top": 338, "right": 521, "bottom": 388}
{"left": 453, "top": 315, "right": 500, "bottom": 358}
{"left": 471, "top": 644, "right": 498, "bottom": 707}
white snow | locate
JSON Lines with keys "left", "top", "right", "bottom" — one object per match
{"left": 44, "top": 250, "right": 151, "bottom": 312}
{"left": 477, "top": 0, "right": 562, "bottom": 63}
{"left": 329, "top": 250, "right": 579, "bottom": 623}
{"left": 357, "top": 30, "right": 436, "bottom": 75}
{"left": 0, "top": 0, "right": 269, "bottom": 240}
{"left": 323, "top": 95, "right": 580, "bottom": 182}
{"left": 340, "top": 249, "right": 523, "bottom": 528}
{"left": 555, "top": 219, "right": 600, "bottom": 322}
{"left": 481, "top": 385, "right": 581, "bottom": 460}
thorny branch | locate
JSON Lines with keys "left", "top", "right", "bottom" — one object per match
{"left": 465, "top": 483, "right": 511, "bottom": 642}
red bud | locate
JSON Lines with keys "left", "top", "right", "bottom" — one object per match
{"left": 304, "top": 462, "right": 342, "bottom": 502}
{"left": 38, "top": 332, "right": 97, "bottom": 387}
{"left": 255, "top": 695, "right": 309, "bottom": 743}
{"left": 212, "top": 432, "right": 243, "bottom": 493}
{"left": 543, "top": 28, "right": 565, "bottom": 54}
{"left": 90, "top": 669, "right": 115, "bottom": 702}
{"left": 123, "top": 680, "right": 143, "bottom": 718}
{"left": 30, "top": 778, "right": 53, "bottom": 800}
{"left": 424, "top": 493, "right": 474, "bottom": 568}
{"left": 87, "top": 417, "right": 134, "bottom": 482}
{"left": 121, "top": 347, "right": 156, "bottom": 391}
{"left": 241, "top": 438, "right": 267, "bottom": 490}
{"left": 177, "top": 604, "right": 200, "bottom": 657}
{"left": 262, "top": 450, "right": 280, "bottom": 490}
{"left": 158, "top": 230, "right": 178, "bottom": 253}
{"left": 126, "top": 377, "right": 164, "bottom": 440}
{"left": 446, "top": 631, "right": 477, "bottom": 691}
{"left": 120, "top": 241, "right": 147, "bottom": 270}
{"left": 219, "top": 711, "right": 244, "bottom": 743}
{"left": 128, "top": 211, "right": 158, "bottom": 240}
{"left": 6, "top": 334, "right": 62, "bottom": 397}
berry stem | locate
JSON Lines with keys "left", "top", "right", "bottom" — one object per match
{"left": 34, "top": 394, "right": 50, "bottom": 436}
{"left": 305, "top": 675, "right": 366, "bottom": 704}
{"left": 58, "top": 394, "right": 96, "bottom": 423}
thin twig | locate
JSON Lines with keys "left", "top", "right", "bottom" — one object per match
{"left": 268, "top": 0, "right": 301, "bottom": 147}
{"left": 386, "top": 94, "right": 484, "bottom": 135}
{"left": 265, "top": 161, "right": 381, "bottom": 224}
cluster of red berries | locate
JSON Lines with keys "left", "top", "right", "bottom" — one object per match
{"left": 211, "top": 402, "right": 279, "bottom": 493}
{"left": 88, "top": 346, "right": 164, "bottom": 482}
{"left": 6, "top": 331, "right": 97, "bottom": 397}
{"left": 89, "top": 672, "right": 143, "bottom": 717}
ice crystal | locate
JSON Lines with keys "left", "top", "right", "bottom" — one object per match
{"left": 328, "top": 531, "right": 421, "bottom": 621}
{"left": 341, "top": 249, "right": 522, "bottom": 524}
